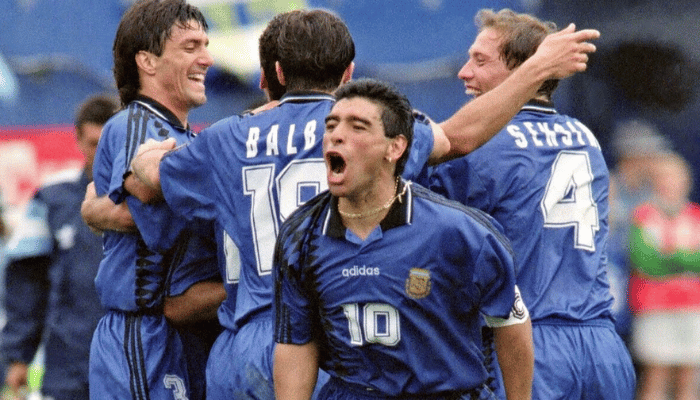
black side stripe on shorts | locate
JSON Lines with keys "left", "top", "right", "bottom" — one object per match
{"left": 125, "top": 314, "right": 151, "bottom": 400}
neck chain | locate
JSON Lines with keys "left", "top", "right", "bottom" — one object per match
{"left": 338, "top": 177, "right": 407, "bottom": 219}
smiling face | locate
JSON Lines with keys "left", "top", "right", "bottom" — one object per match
{"left": 323, "top": 97, "right": 402, "bottom": 203}
{"left": 148, "top": 20, "right": 212, "bottom": 119}
{"left": 457, "top": 27, "right": 513, "bottom": 97}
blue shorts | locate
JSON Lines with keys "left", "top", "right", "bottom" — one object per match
{"left": 531, "top": 318, "right": 636, "bottom": 400}
{"left": 206, "top": 315, "right": 329, "bottom": 400}
{"left": 89, "top": 312, "right": 206, "bottom": 400}
{"left": 317, "top": 377, "right": 496, "bottom": 400}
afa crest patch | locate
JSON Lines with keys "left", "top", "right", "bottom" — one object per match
{"left": 405, "top": 268, "right": 431, "bottom": 299}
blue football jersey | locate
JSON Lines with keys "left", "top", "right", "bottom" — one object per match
{"left": 159, "top": 91, "right": 436, "bottom": 331}
{"left": 274, "top": 181, "right": 517, "bottom": 396}
{"left": 430, "top": 100, "right": 615, "bottom": 322}
{"left": 92, "top": 95, "right": 218, "bottom": 312}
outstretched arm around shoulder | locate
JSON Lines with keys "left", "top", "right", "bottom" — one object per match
{"left": 433, "top": 24, "right": 600, "bottom": 162}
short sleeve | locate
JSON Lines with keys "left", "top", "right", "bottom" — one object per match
{"left": 273, "top": 209, "right": 319, "bottom": 345}
{"left": 92, "top": 115, "right": 130, "bottom": 204}
{"left": 160, "top": 129, "right": 218, "bottom": 222}
{"left": 470, "top": 215, "right": 517, "bottom": 320}
{"left": 402, "top": 111, "right": 434, "bottom": 182}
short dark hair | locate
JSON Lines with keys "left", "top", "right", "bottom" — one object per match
{"left": 277, "top": 9, "right": 355, "bottom": 93}
{"left": 259, "top": 12, "right": 289, "bottom": 101}
{"left": 112, "top": 0, "right": 208, "bottom": 106}
{"left": 75, "top": 94, "right": 120, "bottom": 137}
{"left": 333, "top": 79, "right": 413, "bottom": 176}
{"left": 476, "top": 8, "right": 559, "bottom": 99}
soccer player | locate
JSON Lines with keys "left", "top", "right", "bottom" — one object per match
{"left": 272, "top": 78, "right": 532, "bottom": 400}
{"left": 83, "top": 1, "right": 225, "bottom": 399}
{"left": 1, "top": 95, "right": 118, "bottom": 400}
{"left": 128, "top": 8, "right": 599, "bottom": 399}
{"left": 429, "top": 9, "right": 636, "bottom": 399}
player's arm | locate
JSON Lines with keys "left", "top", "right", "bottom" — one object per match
{"left": 274, "top": 341, "right": 319, "bottom": 400}
{"left": 129, "top": 138, "right": 177, "bottom": 201}
{"left": 163, "top": 280, "right": 226, "bottom": 326}
{"left": 433, "top": 24, "right": 600, "bottom": 162}
{"left": 81, "top": 182, "right": 137, "bottom": 234}
{"left": 485, "top": 286, "right": 534, "bottom": 400}
{"left": 493, "top": 320, "right": 534, "bottom": 400}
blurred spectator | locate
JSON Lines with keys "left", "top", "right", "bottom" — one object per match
{"left": 0, "top": 94, "right": 119, "bottom": 400}
{"left": 628, "top": 152, "right": 700, "bottom": 400}
{"left": 606, "top": 119, "right": 672, "bottom": 340}
{"left": 609, "top": 118, "right": 672, "bottom": 227}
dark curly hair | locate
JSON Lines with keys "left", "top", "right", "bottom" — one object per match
{"left": 333, "top": 79, "right": 413, "bottom": 177}
{"left": 112, "top": 0, "right": 208, "bottom": 106}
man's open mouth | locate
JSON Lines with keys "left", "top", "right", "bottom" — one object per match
{"left": 327, "top": 152, "right": 346, "bottom": 174}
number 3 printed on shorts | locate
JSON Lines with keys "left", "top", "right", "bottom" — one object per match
{"left": 540, "top": 150, "right": 599, "bottom": 251}
{"left": 163, "top": 374, "right": 188, "bottom": 400}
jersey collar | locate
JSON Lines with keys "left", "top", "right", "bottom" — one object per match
{"left": 521, "top": 99, "right": 557, "bottom": 115}
{"left": 323, "top": 179, "right": 413, "bottom": 239}
{"left": 133, "top": 95, "right": 189, "bottom": 131}
{"left": 279, "top": 90, "right": 335, "bottom": 105}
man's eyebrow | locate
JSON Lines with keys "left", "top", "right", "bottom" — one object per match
{"left": 348, "top": 115, "right": 372, "bottom": 126}
{"left": 325, "top": 113, "right": 373, "bottom": 126}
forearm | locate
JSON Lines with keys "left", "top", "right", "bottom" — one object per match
{"left": 494, "top": 320, "right": 534, "bottom": 400}
{"left": 123, "top": 173, "right": 163, "bottom": 204}
{"left": 130, "top": 148, "right": 168, "bottom": 195}
{"left": 438, "top": 65, "right": 542, "bottom": 160}
{"left": 273, "top": 342, "right": 319, "bottom": 400}
{"left": 81, "top": 187, "right": 137, "bottom": 234}
{"left": 163, "top": 280, "right": 226, "bottom": 325}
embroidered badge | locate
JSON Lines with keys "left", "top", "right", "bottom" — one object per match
{"left": 405, "top": 268, "right": 431, "bottom": 299}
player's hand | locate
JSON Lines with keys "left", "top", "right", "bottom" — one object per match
{"left": 5, "top": 362, "right": 28, "bottom": 395}
{"left": 533, "top": 23, "right": 600, "bottom": 79}
{"left": 131, "top": 138, "right": 176, "bottom": 172}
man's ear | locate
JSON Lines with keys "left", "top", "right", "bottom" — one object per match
{"left": 387, "top": 134, "right": 408, "bottom": 165}
{"left": 341, "top": 62, "right": 354, "bottom": 84}
{"left": 275, "top": 61, "right": 286, "bottom": 86}
{"left": 135, "top": 50, "right": 157, "bottom": 76}
{"left": 259, "top": 68, "right": 268, "bottom": 90}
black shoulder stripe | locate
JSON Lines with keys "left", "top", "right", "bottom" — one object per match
{"left": 125, "top": 105, "right": 151, "bottom": 167}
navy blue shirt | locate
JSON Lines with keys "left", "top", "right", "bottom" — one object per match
{"left": 2, "top": 169, "right": 103, "bottom": 393}
{"left": 274, "top": 181, "right": 516, "bottom": 396}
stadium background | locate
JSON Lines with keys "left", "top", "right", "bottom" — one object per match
{"left": 0, "top": 0, "right": 698, "bottom": 224}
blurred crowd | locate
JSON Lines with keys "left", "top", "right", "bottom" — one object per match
{"left": 607, "top": 119, "right": 700, "bottom": 399}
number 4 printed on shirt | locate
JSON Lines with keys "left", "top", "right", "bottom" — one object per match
{"left": 540, "top": 150, "right": 600, "bottom": 252}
